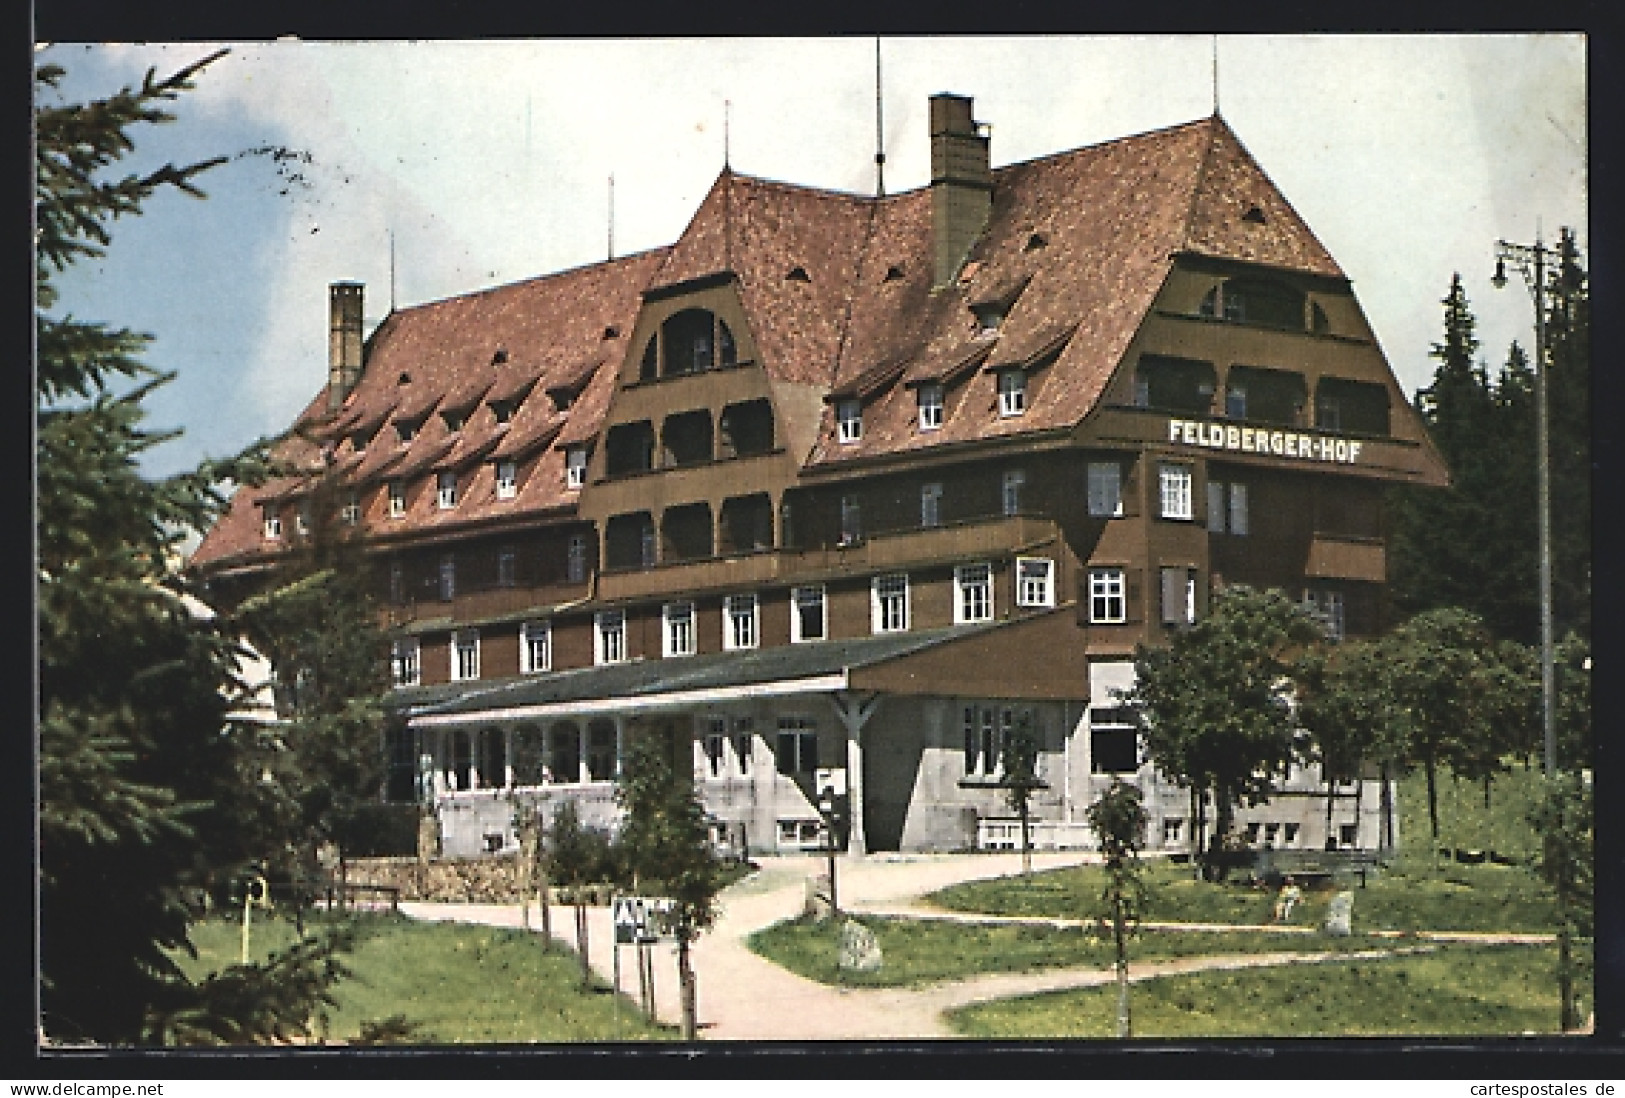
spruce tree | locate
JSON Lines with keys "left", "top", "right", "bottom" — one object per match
{"left": 37, "top": 52, "right": 350, "bottom": 1045}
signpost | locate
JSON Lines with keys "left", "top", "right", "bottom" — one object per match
{"left": 612, "top": 896, "right": 674, "bottom": 1024}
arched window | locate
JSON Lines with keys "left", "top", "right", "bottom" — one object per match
{"left": 660, "top": 308, "right": 737, "bottom": 377}
{"left": 1198, "top": 278, "right": 1309, "bottom": 331}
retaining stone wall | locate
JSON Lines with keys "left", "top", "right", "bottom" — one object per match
{"left": 342, "top": 855, "right": 612, "bottom": 906}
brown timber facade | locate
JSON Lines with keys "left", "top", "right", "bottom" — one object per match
{"left": 192, "top": 95, "right": 1447, "bottom": 857}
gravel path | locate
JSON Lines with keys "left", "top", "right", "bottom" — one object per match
{"left": 399, "top": 852, "right": 1538, "bottom": 1041}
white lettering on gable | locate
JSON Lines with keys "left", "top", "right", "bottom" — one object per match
{"left": 1165, "top": 418, "right": 1364, "bottom": 465}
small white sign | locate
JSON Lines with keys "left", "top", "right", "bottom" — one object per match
{"left": 613, "top": 895, "right": 675, "bottom": 942}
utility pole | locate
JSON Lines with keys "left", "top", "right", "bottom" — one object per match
{"left": 1492, "top": 235, "right": 1555, "bottom": 776}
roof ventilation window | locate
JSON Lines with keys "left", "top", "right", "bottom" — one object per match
{"left": 786, "top": 266, "right": 811, "bottom": 283}
{"left": 883, "top": 265, "right": 906, "bottom": 283}
{"left": 397, "top": 371, "right": 412, "bottom": 385}
{"left": 1241, "top": 204, "right": 1267, "bottom": 224}
{"left": 1024, "top": 232, "right": 1049, "bottom": 252}
{"left": 603, "top": 325, "right": 620, "bottom": 339}
{"left": 492, "top": 347, "right": 509, "bottom": 364}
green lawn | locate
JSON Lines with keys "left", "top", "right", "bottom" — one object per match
{"left": 748, "top": 914, "right": 1391, "bottom": 989}
{"left": 175, "top": 913, "right": 673, "bottom": 1044}
{"left": 948, "top": 943, "right": 1591, "bottom": 1038}
{"left": 928, "top": 858, "right": 1560, "bottom": 933}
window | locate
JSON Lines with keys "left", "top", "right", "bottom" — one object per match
{"left": 837, "top": 399, "right": 863, "bottom": 444}
{"left": 566, "top": 534, "right": 588, "bottom": 584}
{"left": 1210, "top": 481, "right": 1250, "bottom": 535}
{"left": 1087, "top": 463, "right": 1122, "bottom": 518}
{"left": 840, "top": 495, "right": 862, "bottom": 545}
{"left": 918, "top": 384, "right": 944, "bottom": 430}
{"left": 396, "top": 419, "right": 418, "bottom": 444}
{"left": 1163, "top": 818, "right": 1184, "bottom": 844}
{"left": 340, "top": 491, "right": 361, "bottom": 525}
{"left": 998, "top": 370, "right": 1026, "bottom": 417}
{"left": 565, "top": 446, "right": 589, "bottom": 489}
{"left": 776, "top": 717, "right": 817, "bottom": 775}
{"left": 1225, "top": 380, "right": 1247, "bottom": 419}
{"left": 1304, "top": 587, "right": 1346, "bottom": 641}
{"left": 640, "top": 522, "right": 657, "bottom": 569}
{"left": 955, "top": 563, "right": 993, "bottom": 624}
{"left": 733, "top": 717, "right": 755, "bottom": 772}
{"left": 724, "top": 594, "right": 759, "bottom": 651}
{"left": 491, "top": 399, "right": 514, "bottom": 425}
{"left": 962, "top": 705, "right": 1018, "bottom": 777}
{"left": 1090, "top": 706, "right": 1139, "bottom": 773}
{"left": 391, "top": 638, "right": 421, "bottom": 688}
{"left": 871, "top": 573, "right": 910, "bottom": 634}
{"left": 295, "top": 502, "right": 311, "bottom": 537}
{"left": 1089, "top": 568, "right": 1126, "bottom": 624}
{"left": 595, "top": 610, "right": 627, "bottom": 665}
{"left": 451, "top": 629, "right": 480, "bottom": 682}
{"left": 388, "top": 480, "right": 406, "bottom": 518}
{"left": 497, "top": 547, "right": 517, "bottom": 588}
{"left": 438, "top": 554, "right": 456, "bottom": 601}
{"left": 496, "top": 460, "right": 518, "bottom": 499}
{"left": 704, "top": 719, "right": 727, "bottom": 778}
{"left": 664, "top": 602, "right": 696, "bottom": 657}
{"left": 920, "top": 482, "right": 943, "bottom": 528}
{"left": 436, "top": 471, "right": 458, "bottom": 510}
{"left": 1002, "top": 469, "right": 1026, "bottom": 516}
{"left": 262, "top": 506, "right": 282, "bottom": 540}
{"left": 1161, "top": 566, "right": 1197, "bottom": 626}
{"left": 792, "top": 585, "right": 827, "bottom": 643}
{"left": 521, "top": 620, "right": 551, "bottom": 674}
{"left": 388, "top": 562, "right": 404, "bottom": 605}
{"left": 1016, "top": 557, "right": 1055, "bottom": 609}
{"left": 1159, "top": 463, "right": 1193, "bottom": 520}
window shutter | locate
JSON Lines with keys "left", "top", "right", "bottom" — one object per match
{"left": 1123, "top": 568, "right": 1144, "bottom": 624}
{"left": 1119, "top": 461, "right": 1141, "bottom": 518}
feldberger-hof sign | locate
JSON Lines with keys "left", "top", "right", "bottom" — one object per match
{"left": 1168, "top": 418, "right": 1365, "bottom": 465}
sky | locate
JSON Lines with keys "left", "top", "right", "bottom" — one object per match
{"left": 36, "top": 35, "right": 1588, "bottom": 480}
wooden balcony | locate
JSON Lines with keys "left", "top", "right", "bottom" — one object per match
{"left": 384, "top": 579, "right": 592, "bottom": 629}
{"left": 595, "top": 512, "right": 1060, "bottom": 602}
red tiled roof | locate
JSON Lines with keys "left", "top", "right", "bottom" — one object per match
{"left": 192, "top": 114, "right": 1353, "bottom": 570}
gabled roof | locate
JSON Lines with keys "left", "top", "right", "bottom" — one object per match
{"left": 192, "top": 112, "right": 1367, "bottom": 573}
{"left": 806, "top": 115, "right": 1342, "bottom": 468}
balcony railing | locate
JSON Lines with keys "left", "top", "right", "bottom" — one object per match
{"left": 385, "top": 578, "right": 592, "bottom": 627}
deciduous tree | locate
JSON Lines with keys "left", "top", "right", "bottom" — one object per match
{"left": 1122, "top": 587, "right": 1323, "bottom": 879}
{"left": 1084, "top": 779, "right": 1148, "bottom": 1038}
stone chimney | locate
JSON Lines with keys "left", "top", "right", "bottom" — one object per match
{"left": 327, "top": 281, "right": 365, "bottom": 411}
{"left": 930, "top": 94, "right": 992, "bottom": 289}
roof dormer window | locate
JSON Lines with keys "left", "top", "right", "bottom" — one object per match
{"left": 918, "top": 384, "right": 944, "bottom": 431}
{"left": 442, "top": 410, "right": 465, "bottom": 433}
{"left": 436, "top": 470, "right": 458, "bottom": 510}
{"left": 883, "top": 265, "right": 906, "bottom": 283}
{"left": 972, "top": 304, "right": 1004, "bottom": 338}
{"left": 395, "top": 418, "right": 421, "bottom": 444}
{"left": 492, "top": 347, "right": 509, "bottom": 364}
{"left": 491, "top": 399, "right": 514, "bottom": 425}
{"left": 836, "top": 399, "right": 863, "bottom": 444}
{"left": 998, "top": 369, "right": 1027, "bottom": 417}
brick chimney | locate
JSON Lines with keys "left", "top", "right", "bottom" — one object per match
{"left": 327, "top": 281, "right": 365, "bottom": 411}
{"left": 930, "top": 94, "right": 992, "bottom": 289}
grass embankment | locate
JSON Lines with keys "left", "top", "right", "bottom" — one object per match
{"left": 749, "top": 915, "right": 1393, "bottom": 990}
{"left": 175, "top": 914, "right": 673, "bottom": 1043}
{"left": 949, "top": 943, "right": 1590, "bottom": 1038}
{"left": 930, "top": 858, "right": 1560, "bottom": 933}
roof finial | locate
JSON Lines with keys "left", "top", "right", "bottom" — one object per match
{"left": 875, "top": 36, "right": 887, "bottom": 198}
{"left": 1212, "top": 35, "right": 1221, "bottom": 116}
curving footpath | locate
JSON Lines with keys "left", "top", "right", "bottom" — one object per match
{"left": 399, "top": 852, "right": 1549, "bottom": 1041}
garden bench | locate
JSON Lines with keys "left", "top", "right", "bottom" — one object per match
{"left": 1258, "top": 848, "right": 1381, "bottom": 888}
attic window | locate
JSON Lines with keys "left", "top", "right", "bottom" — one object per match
{"left": 491, "top": 399, "right": 515, "bottom": 425}
{"left": 603, "top": 325, "right": 620, "bottom": 339}
{"left": 786, "top": 266, "right": 811, "bottom": 283}
{"left": 492, "top": 347, "right": 509, "bottom": 364}
{"left": 972, "top": 304, "right": 1005, "bottom": 338}
{"left": 442, "top": 410, "right": 465, "bottom": 433}
{"left": 1024, "top": 232, "right": 1049, "bottom": 252}
{"left": 883, "top": 265, "right": 906, "bottom": 283}
{"left": 395, "top": 418, "right": 421, "bottom": 444}
{"left": 397, "top": 372, "right": 412, "bottom": 385}
{"left": 1241, "top": 204, "right": 1267, "bottom": 224}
